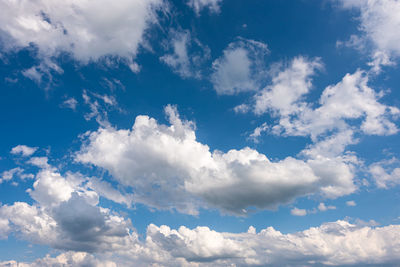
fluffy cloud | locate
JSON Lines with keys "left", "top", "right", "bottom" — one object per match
{"left": 253, "top": 56, "right": 322, "bottom": 116}
{"left": 146, "top": 220, "right": 400, "bottom": 266}
{"left": 338, "top": 0, "right": 400, "bottom": 71}
{"left": 0, "top": 0, "right": 165, "bottom": 72}
{"left": 4, "top": 219, "right": 400, "bottom": 266}
{"left": 0, "top": 167, "right": 34, "bottom": 184}
{"left": 369, "top": 158, "right": 400, "bottom": 188}
{"left": 0, "top": 252, "right": 117, "bottom": 267}
{"left": 0, "top": 164, "right": 136, "bottom": 254}
{"left": 251, "top": 64, "right": 398, "bottom": 139}
{"left": 211, "top": 38, "right": 269, "bottom": 95}
{"left": 160, "top": 29, "right": 210, "bottom": 79}
{"left": 10, "top": 145, "right": 38, "bottom": 157}
{"left": 187, "top": 0, "right": 223, "bottom": 15}
{"left": 76, "top": 105, "right": 356, "bottom": 215}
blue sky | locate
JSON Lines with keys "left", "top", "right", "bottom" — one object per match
{"left": 1, "top": 0, "right": 400, "bottom": 266}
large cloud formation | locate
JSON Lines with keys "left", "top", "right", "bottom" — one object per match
{"left": 76, "top": 105, "right": 356, "bottom": 215}
{"left": 2, "top": 218, "right": 400, "bottom": 266}
{"left": 0, "top": 160, "right": 398, "bottom": 266}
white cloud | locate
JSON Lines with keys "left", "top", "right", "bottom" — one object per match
{"left": 3, "top": 180, "right": 400, "bottom": 267}
{"left": 346, "top": 200, "right": 357, "bottom": 206}
{"left": 0, "top": 0, "right": 165, "bottom": 73}
{"left": 290, "top": 207, "right": 307, "bottom": 216}
{"left": 211, "top": 38, "right": 269, "bottom": 95}
{"left": 0, "top": 167, "right": 34, "bottom": 184}
{"left": 240, "top": 56, "right": 398, "bottom": 141}
{"left": 248, "top": 122, "right": 268, "bottom": 143}
{"left": 269, "top": 70, "right": 399, "bottom": 139}
{"left": 143, "top": 220, "right": 400, "bottom": 266}
{"left": 338, "top": 0, "right": 400, "bottom": 72}
{"left": 87, "top": 177, "right": 134, "bottom": 207}
{"left": 318, "top": 202, "right": 336, "bottom": 212}
{"left": 0, "top": 252, "right": 117, "bottom": 267}
{"left": 10, "top": 145, "right": 38, "bottom": 157}
{"left": 160, "top": 29, "right": 210, "bottom": 79}
{"left": 61, "top": 97, "right": 78, "bottom": 111}
{"left": 27, "top": 156, "right": 50, "bottom": 168}
{"left": 253, "top": 56, "right": 322, "bottom": 116}
{"left": 187, "top": 0, "right": 223, "bottom": 15}
{"left": 369, "top": 158, "right": 400, "bottom": 189}
{"left": 0, "top": 163, "right": 137, "bottom": 254}
{"left": 82, "top": 90, "right": 122, "bottom": 127}
{"left": 76, "top": 105, "right": 356, "bottom": 215}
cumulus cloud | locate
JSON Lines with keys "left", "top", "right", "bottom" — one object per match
{"left": 338, "top": 0, "right": 400, "bottom": 72}
{"left": 76, "top": 105, "right": 356, "bottom": 215}
{"left": 0, "top": 252, "right": 117, "bottom": 267}
{"left": 252, "top": 56, "right": 322, "bottom": 116}
{"left": 4, "top": 219, "right": 400, "bottom": 266}
{"left": 211, "top": 38, "right": 269, "bottom": 95}
{"left": 160, "top": 29, "right": 210, "bottom": 79}
{"left": 0, "top": 0, "right": 164, "bottom": 61}
{"left": 0, "top": 163, "right": 136, "bottom": 254}
{"left": 0, "top": 0, "right": 165, "bottom": 78}
{"left": 255, "top": 67, "right": 398, "bottom": 140}
{"left": 187, "top": 0, "right": 223, "bottom": 15}
{"left": 10, "top": 145, "right": 38, "bottom": 157}
{"left": 369, "top": 158, "right": 400, "bottom": 189}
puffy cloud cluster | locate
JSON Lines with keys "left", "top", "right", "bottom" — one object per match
{"left": 146, "top": 220, "right": 400, "bottom": 266}
{"left": 211, "top": 38, "right": 269, "bottom": 95}
{"left": 3, "top": 220, "right": 400, "bottom": 266}
{"left": 235, "top": 56, "right": 398, "bottom": 161}
{"left": 0, "top": 162, "right": 137, "bottom": 254}
{"left": 369, "top": 158, "right": 400, "bottom": 188}
{"left": 0, "top": 0, "right": 165, "bottom": 78}
{"left": 0, "top": 252, "right": 118, "bottom": 267}
{"left": 338, "top": 0, "right": 400, "bottom": 71}
{"left": 76, "top": 105, "right": 356, "bottom": 215}
{"left": 252, "top": 56, "right": 322, "bottom": 116}
{"left": 248, "top": 58, "right": 398, "bottom": 139}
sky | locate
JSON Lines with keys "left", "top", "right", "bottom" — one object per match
{"left": 0, "top": 0, "right": 400, "bottom": 266}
